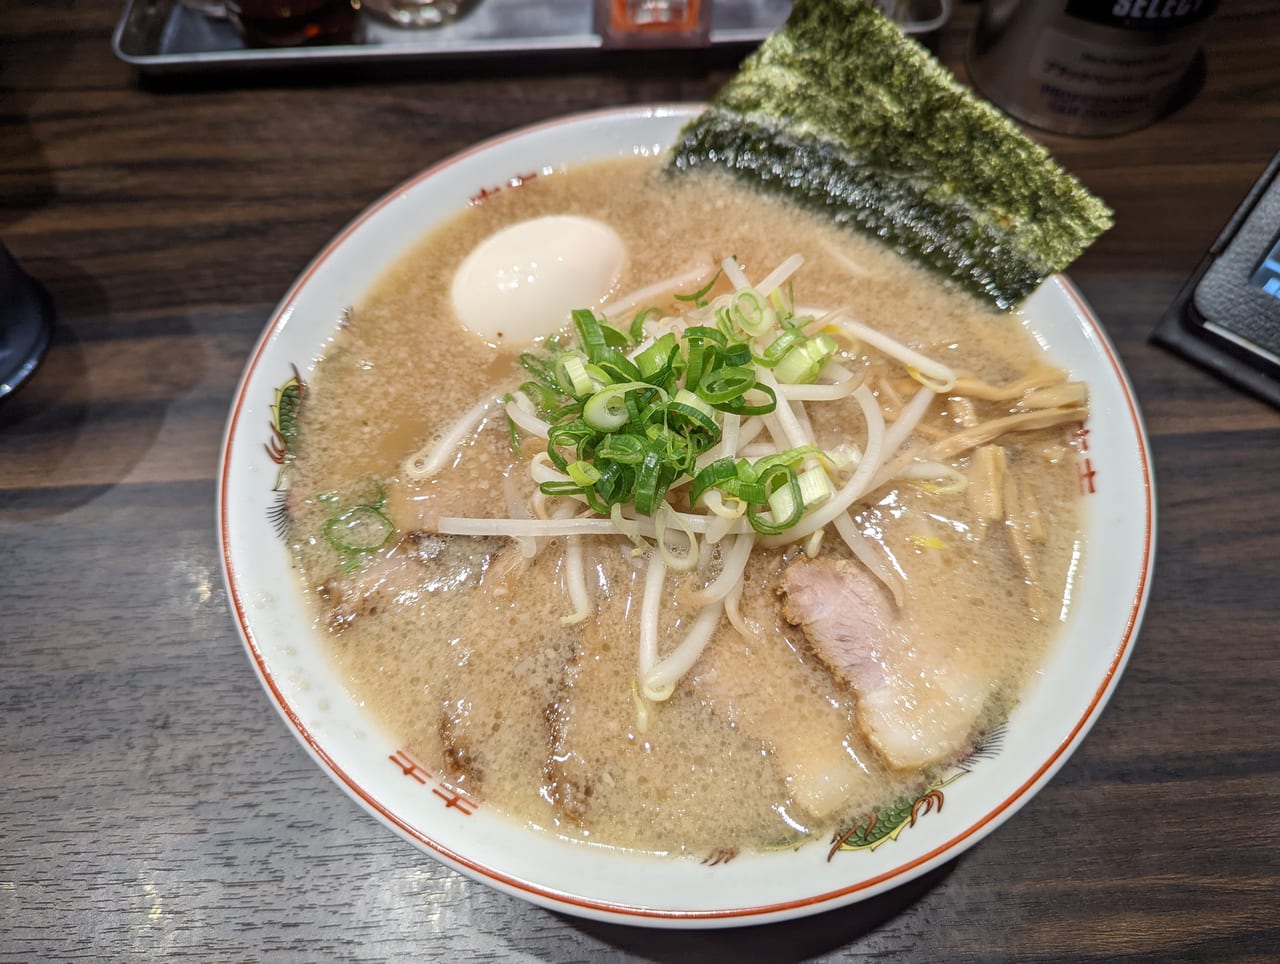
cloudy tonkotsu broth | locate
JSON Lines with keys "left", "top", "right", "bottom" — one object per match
{"left": 286, "top": 157, "right": 1086, "bottom": 856}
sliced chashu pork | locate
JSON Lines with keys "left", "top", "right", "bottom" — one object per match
{"left": 779, "top": 556, "right": 990, "bottom": 771}
{"left": 689, "top": 626, "right": 873, "bottom": 822}
{"left": 540, "top": 563, "right": 644, "bottom": 829}
{"left": 320, "top": 439, "right": 513, "bottom": 633}
{"left": 433, "top": 547, "right": 575, "bottom": 805}
{"left": 545, "top": 560, "right": 789, "bottom": 847}
{"left": 317, "top": 530, "right": 498, "bottom": 633}
{"left": 542, "top": 645, "right": 592, "bottom": 824}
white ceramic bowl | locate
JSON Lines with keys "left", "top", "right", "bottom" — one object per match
{"left": 218, "top": 104, "right": 1156, "bottom": 927}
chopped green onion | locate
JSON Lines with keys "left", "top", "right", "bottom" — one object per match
{"left": 719, "top": 382, "right": 777, "bottom": 417}
{"left": 731, "top": 289, "right": 774, "bottom": 337}
{"left": 797, "top": 463, "right": 833, "bottom": 508}
{"left": 809, "top": 332, "right": 838, "bottom": 359}
{"left": 698, "top": 366, "right": 757, "bottom": 407}
{"left": 557, "top": 352, "right": 598, "bottom": 397}
{"left": 592, "top": 460, "right": 629, "bottom": 505}
{"left": 684, "top": 325, "right": 728, "bottom": 346}
{"left": 546, "top": 419, "right": 595, "bottom": 470}
{"left": 774, "top": 346, "right": 817, "bottom": 385}
{"left": 681, "top": 326, "right": 725, "bottom": 392}
{"left": 756, "top": 329, "right": 806, "bottom": 368}
{"left": 724, "top": 478, "right": 767, "bottom": 505}
{"left": 508, "top": 267, "right": 838, "bottom": 529}
{"left": 635, "top": 333, "right": 680, "bottom": 382}
{"left": 764, "top": 464, "right": 832, "bottom": 529}
{"left": 770, "top": 282, "right": 794, "bottom": 319}
{"left": 690, "top": 456, "right": 740, "bottom": 505}
{"left": 600, "top": 321, "right": 632, "bottom": 350}
{"left": 751, "top": 445, "right": 823, "bottom": 475}
{"left": 630, "top": 306, "right": 661, "bottom": 343}
{"left": 748, "top": 464, "right": 803, "bottom": 535}
{"left": 517, "top": 379, "right": 560, "bottom": 416}
{"left": 323, "top": 504, "right": 393, "bottom": 553}
{"left": 584, "top": 380, "right": 659, "bottom": 432}
{"left": 717, "top": 341, "right": 753, "bottom": 368}
{"left": 766, "top": 484, "right": 799, "bottom": 528}
{"left": 519, "top": 351, "right": 561, "bottom": 392}
{"left": 634, "top": 446, "right": 666, "bottom": 515}
{"left": 591, "top": 347, "right": 644, "bottom": 384}
{"left": 669, "top": 389, "right": 719, "bottom": 436}
{"left": 540, "top": 479, "right": 586, "bottom": 497}
{"left": 567, "top": 460, "right": 602, "bottom": 486}
{"left": 596, "top": 432, "right": 647, "bottom": 465}
{"left": 573, "top": 309, "right": 608, "bottom": 356}
{"left": 672, "top": 268, "right": 723, "bottom": 307}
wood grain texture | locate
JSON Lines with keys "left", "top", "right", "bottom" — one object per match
{"left": 2, "top": 1, "right": 1278, "bottom": 959}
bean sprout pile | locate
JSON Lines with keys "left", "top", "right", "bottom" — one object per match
{"left": 410, "top": 254, "right": 1087, "bottom": 702}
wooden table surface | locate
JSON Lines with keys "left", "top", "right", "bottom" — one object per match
{"left": 3, "top": 2, "right": 1278, "bottom": 959}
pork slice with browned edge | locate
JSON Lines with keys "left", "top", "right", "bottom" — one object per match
{"left": 779, "top": 557, "right": 990, "bottom": 770}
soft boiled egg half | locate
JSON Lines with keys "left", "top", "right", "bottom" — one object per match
{"left": 451, "top": 215, "right": 627, "bottom": 348}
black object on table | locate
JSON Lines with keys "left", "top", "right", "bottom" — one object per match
{"left": 0, "top": 241, "right": 55, "bottom": 400}
{"left": 1153, "top": 151, "right": 1280, "bottom": 409}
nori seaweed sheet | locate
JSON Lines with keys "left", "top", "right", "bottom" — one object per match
{"left": 669, "top": 0, "right": 1114, "bottom": 309}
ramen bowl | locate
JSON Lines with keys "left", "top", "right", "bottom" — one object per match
{"left": 218, "top": 104, "right": 1155, "bottom": 927}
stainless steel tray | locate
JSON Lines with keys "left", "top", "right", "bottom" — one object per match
{"left": 112, "top": 0, "right": 793, "bottom": 74}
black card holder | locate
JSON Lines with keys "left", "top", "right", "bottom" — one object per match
{"left": 1153, "top": 151, "right": 1280, "bottom": 409}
